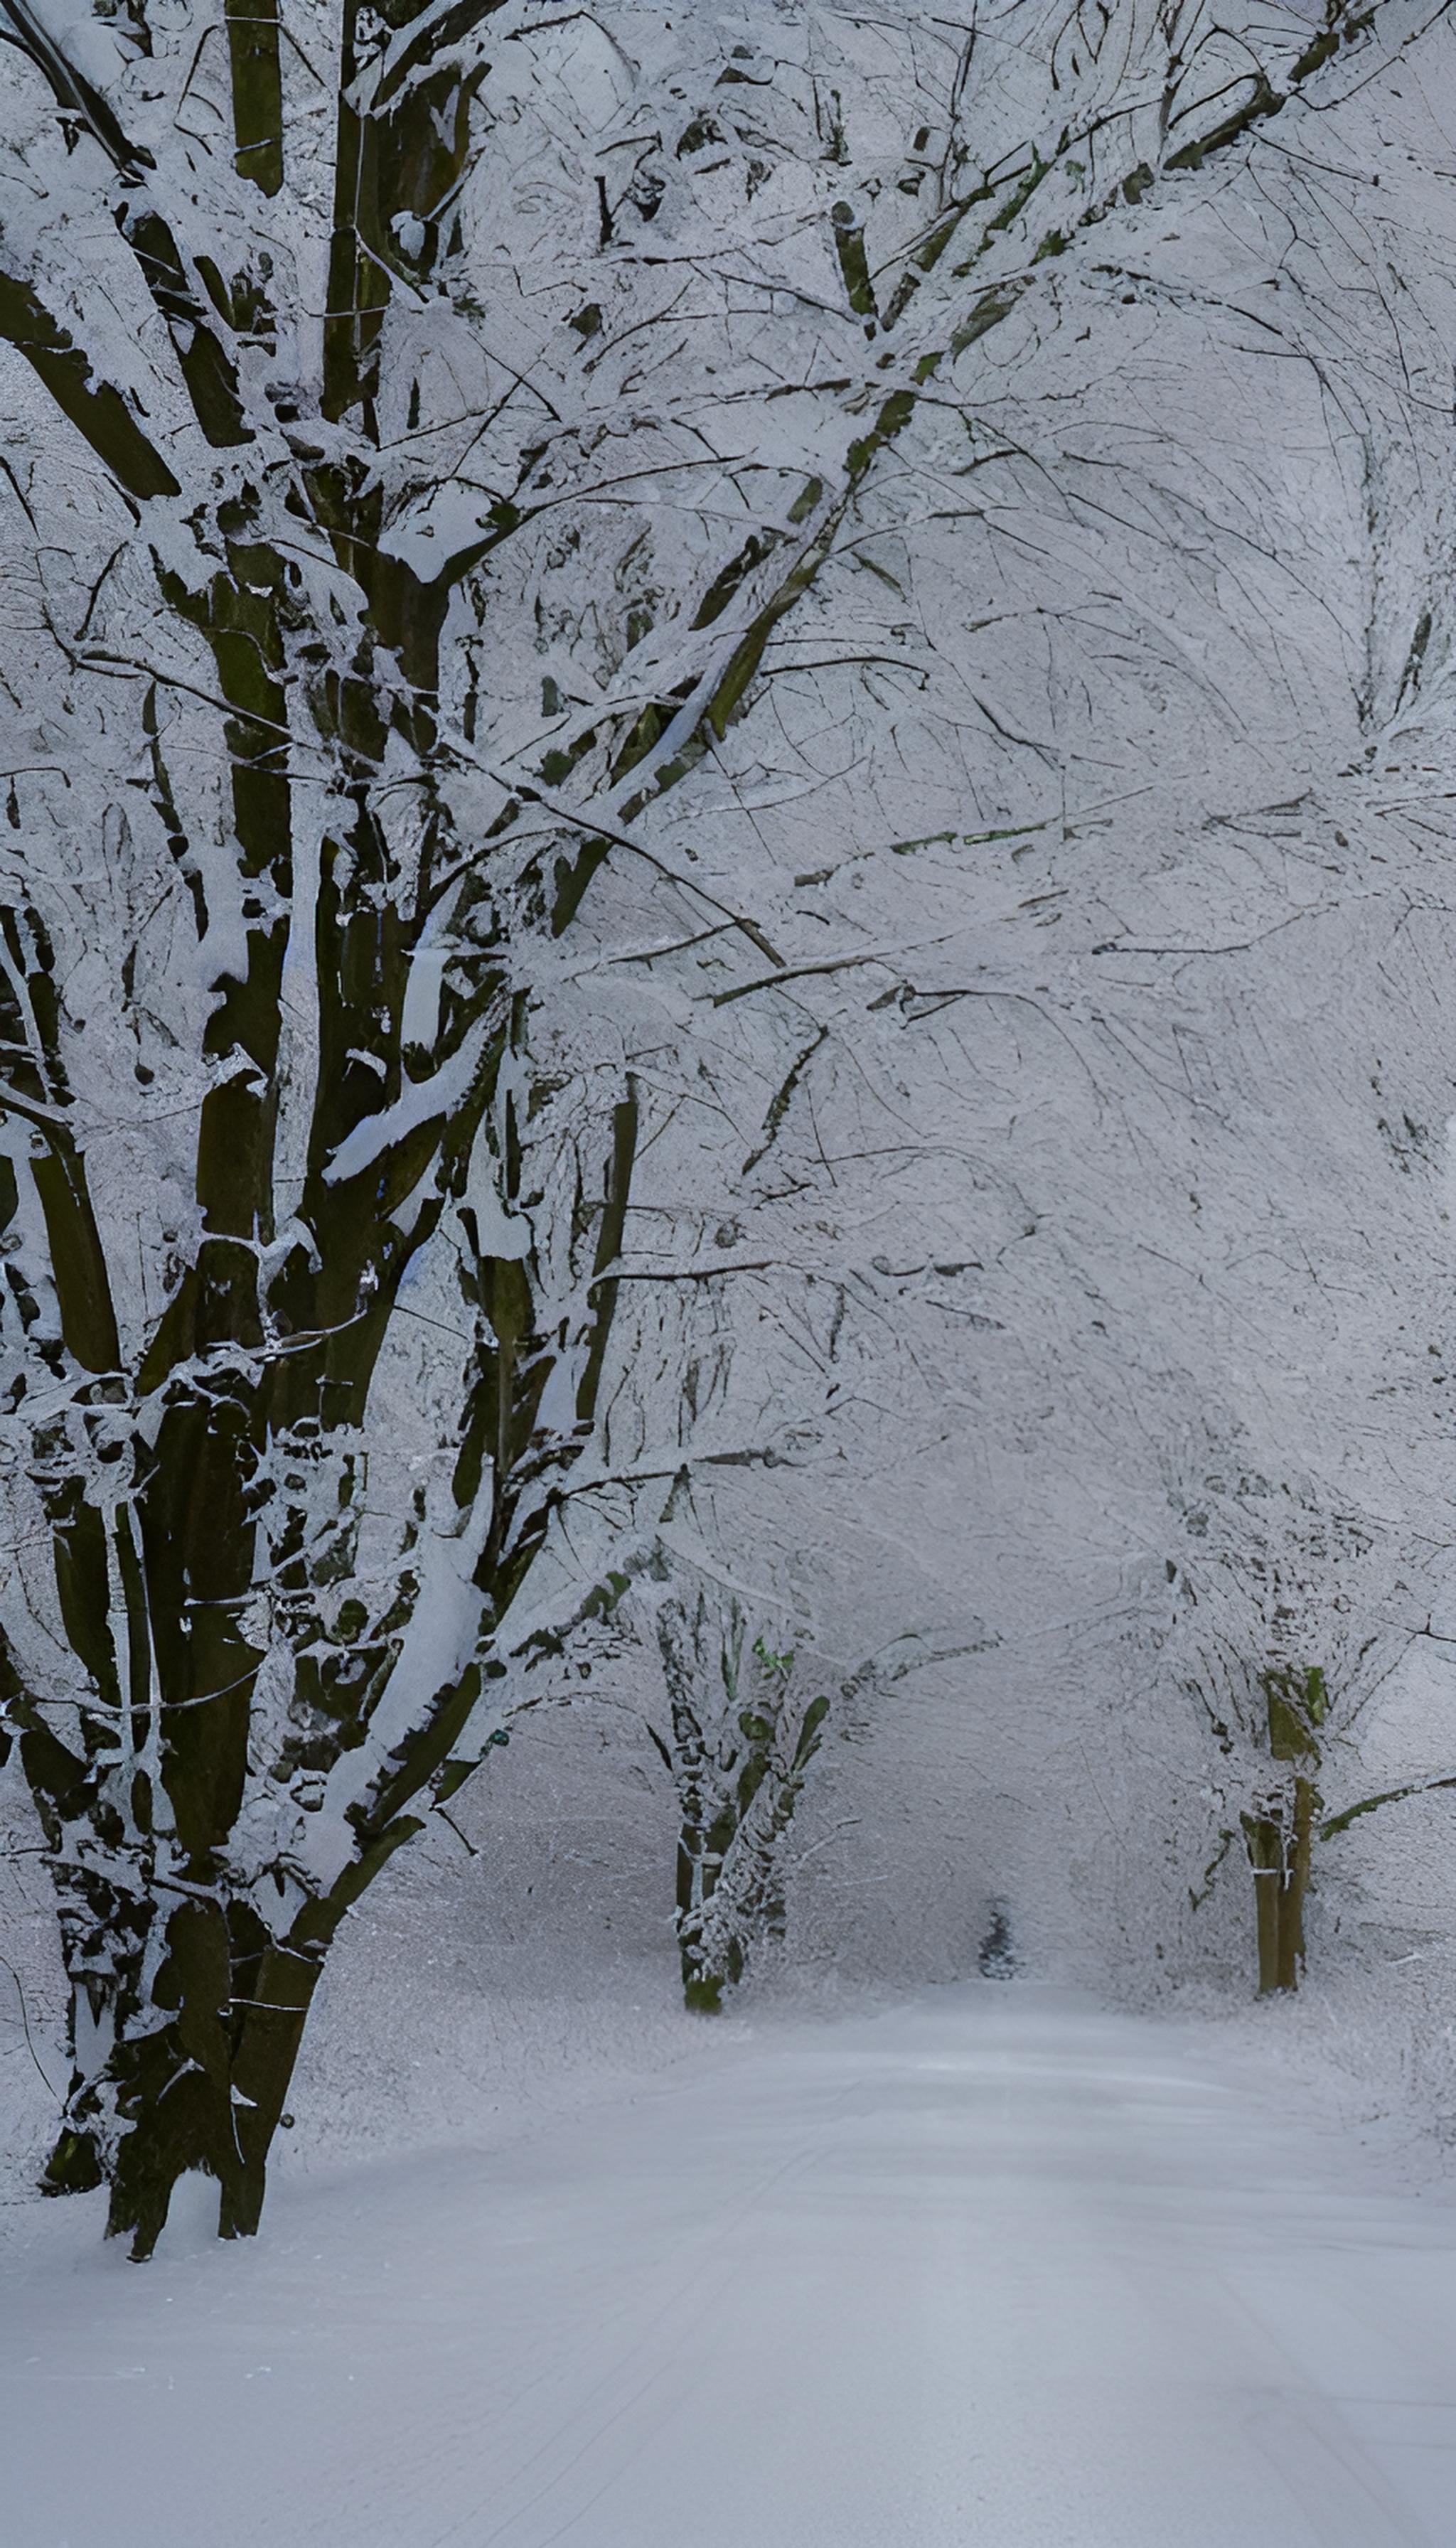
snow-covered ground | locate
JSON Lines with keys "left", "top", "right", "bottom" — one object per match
{"left": 5, "top": 1982, "right": 1456, "bottom": 2548}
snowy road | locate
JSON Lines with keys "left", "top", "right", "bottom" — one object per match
{"left": 5, "top": 1987, "right": 1456, "bottom": 2547}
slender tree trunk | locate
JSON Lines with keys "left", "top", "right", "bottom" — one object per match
{"left": 1243, "top": 1665, "right": 1325, "bottom": 1995}
{"left": 1243, "top": 1773, "right": 1315, "bottom": 1996}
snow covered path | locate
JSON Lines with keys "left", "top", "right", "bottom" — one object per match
{"left": 6, "top": 1986, "right": 1456, "bottom": 2547}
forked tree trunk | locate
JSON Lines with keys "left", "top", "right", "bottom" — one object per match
{"left": 654, "top": 1595, "right": 829, "bottom": 2013}
{"left": 17, "top": 1062, "right": 637, "bottom": 2252}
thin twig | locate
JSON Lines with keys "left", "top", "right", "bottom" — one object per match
{"left": 0, "top": 1952, "right": 60, "bottom": 2103}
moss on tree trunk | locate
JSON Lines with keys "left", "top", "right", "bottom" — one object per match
{"left": 1242, "top": 1666, "right": 1325, "bottom": 1996}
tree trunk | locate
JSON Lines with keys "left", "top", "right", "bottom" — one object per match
{"left": 1242, "top": 1772, "right": 1315, "bottom": 1996}
{"left": 44, "top": 1905, "right": 323, "bottom": 2252}
{"left": 655, "top": 1593, "right": 830, "bottom": 2013}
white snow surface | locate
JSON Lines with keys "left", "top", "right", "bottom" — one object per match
{"left": 4, "top": 1981, "right": 1456, "bottom": 2548}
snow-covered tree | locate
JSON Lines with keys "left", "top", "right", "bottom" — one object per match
{"left": 1167, "top": 1460, "right": 1414, "bottom": 1990}
{"left": 0, "top": 0, "right": 674, "bottom": 2248}
{"left": 651, "top": 1582, "right": 829, "bottom": 2010}
{"left": 0, "top": 0, "right": 1446, "bottom": 2250}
